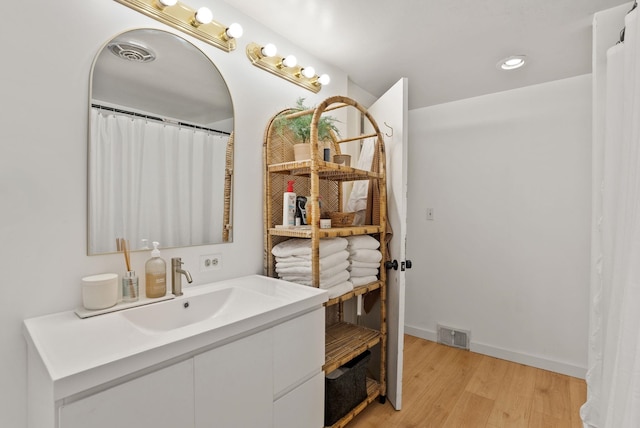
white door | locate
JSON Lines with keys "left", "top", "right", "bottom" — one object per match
{"left": 368, "top": 78, "right": 409, "bottom": 409}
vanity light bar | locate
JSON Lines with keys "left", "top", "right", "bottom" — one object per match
{"left": 114, "top": 0, "right": 242, "bottom": 52}
{"left": 246, "top": 42, "right": 330, "bottom": 93}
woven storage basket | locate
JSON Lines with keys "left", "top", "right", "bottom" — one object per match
{"left": 327, "top": 211, "right": 355, "bottom": 227}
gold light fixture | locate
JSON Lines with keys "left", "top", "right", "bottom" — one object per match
{"left": 246, "top": 42, "right": 330, "bottom": 93}
{"left": 114, "top": 0, "right": 243, "bottom": 52}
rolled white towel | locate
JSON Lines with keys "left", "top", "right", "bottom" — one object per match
{"left": 348, "top": 267, "right": 379, "bottom": 277}
{"left": 346, "top": 235, "right": 380, "bottom": 250}
{"left": 277, "top": 260, "right": 350, "bottom": 278}
{"left": 350, "top": 260, "right": 380, "bottom": 269}
{"left": 275, "top": 250, "right": 349, "bottom": 268}
{"left": 280, "top": 270, "right": 350, "bottom": 289}
{"left": 272, "top": 237, "right": 347, "bottom": 258}
{"left": 324, "top": 281, "right": 354, "bottom": 299}
{"left": 349, "top": 249, "right": 382, "bottom": 263}
{"left": 349, "top": 276, "right": 379, "bottom": 287}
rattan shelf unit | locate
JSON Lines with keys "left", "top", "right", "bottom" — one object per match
{"left": 263, "top": 96, "right": 388, "bottom": 428}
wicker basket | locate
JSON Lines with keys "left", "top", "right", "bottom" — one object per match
{"left": 327, "top": 211, "right": 355, "bottom": 227}
{"left": 333, "top": 154, "right": 351, "bottom": 167}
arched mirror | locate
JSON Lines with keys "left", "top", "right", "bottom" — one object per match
{"left": 88, "top": 29, "right": 234, "bottom": 255}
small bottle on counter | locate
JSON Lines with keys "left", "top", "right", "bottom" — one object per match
{"left": 122, "top": 270, "right": 139, "bottom": 302}
{"left": 145, "top": 241, "right": 167, "bottom": 298}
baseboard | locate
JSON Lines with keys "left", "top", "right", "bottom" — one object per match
{"left": 404, "top": 324, "right": 586, "bottom": 379}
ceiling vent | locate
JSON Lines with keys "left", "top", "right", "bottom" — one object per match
{"left": 108, "top": 42, "right": 156, "bottom": 63}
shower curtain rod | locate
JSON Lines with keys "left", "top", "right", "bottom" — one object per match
{"left": 91, "top": 103, "right": 231, "bottom": 136}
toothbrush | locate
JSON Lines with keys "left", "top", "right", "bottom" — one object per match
{"left": 122, "top": 239, "right": 131, "bottom": 272}
{"left": 118, "top": 238, "right": 136, "bottom": 298}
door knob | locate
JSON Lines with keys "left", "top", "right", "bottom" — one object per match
{"left": 385, "top": 260, "right": 398, "bottom": 270}
{"left": 406, "top": 260, "right": 412, "bottom": 269}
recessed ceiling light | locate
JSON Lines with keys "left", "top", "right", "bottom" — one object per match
{"left": 498, "top": 55, "right": 527, "bottom": 70}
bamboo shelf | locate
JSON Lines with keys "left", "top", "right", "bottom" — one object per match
{"left": 325, "top": 281, "right": 383, "bottom": 307}
{"left": 268, "top": 160, "right": 383, "bottom": 181}
{"left": 269, "top": 225, "right": 383, "bottom": 239}
{"left": 263, "top": 95, "right": 387, "bottom": 427}
{"left": 324, "top": 322, "right": 382, "bottom": 374}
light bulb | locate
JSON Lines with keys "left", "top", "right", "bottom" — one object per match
{"left": 282, "top": 55, "right": 297, "bottom": 68}
{"left": 318, "top": 74, "right": 331, "bottom": 85}
{"left": 194, "top": 7, "right": 213, "bottom": 25}
{"left": 301, "top": 66, "right": 315, "bottom": 78}
{"left": 225, "top": 23, "right": 243, "bottom": 39}
{"left": 261, "top": 43, "right": 277, "bottom": 58}
{"left": 156, "top": 0, "right": 177, "bottom": 7}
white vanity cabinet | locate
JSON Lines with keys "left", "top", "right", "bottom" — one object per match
{"left": 55, "top": 310, "right": 323, "bottom": 428}
{"left": 194, "top": 328, "right": 274, "bottom": 428}
{"left": 59, "top": 359, "right": 195, "bottom": 428}
{"left": 194, "top": 307, "right": 325, "bottom": 428}
{"left": 273, "top": 307, "right": 325, "bottom": 428}
{"left": 24, "top": 276, "right": 327, "bottom": 428}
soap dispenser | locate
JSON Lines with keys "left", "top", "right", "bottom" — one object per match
{"left": 145, "top": 241, "right": 167, "bottom": 298}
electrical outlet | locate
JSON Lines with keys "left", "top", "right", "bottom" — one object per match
{"left": 200, "top": 254, "right": 222, "bottom": 271}
{"left": 426, "top": 208, "right": 434, "bottom": 220}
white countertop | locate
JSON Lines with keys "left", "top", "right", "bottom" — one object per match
{"left": 23, "top": 275, "right": 327, "bottom": 400}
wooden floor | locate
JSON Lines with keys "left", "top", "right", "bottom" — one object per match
{"left": 348, "top": 335, "right": 586, "bottom": 428}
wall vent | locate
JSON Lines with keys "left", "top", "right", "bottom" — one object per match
{"left": 437, "top": 324, "right": 470, "bottom": 350}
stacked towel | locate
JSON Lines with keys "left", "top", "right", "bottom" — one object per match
{"left": 346, "top": 236, "right": 381, "bottom": 287}
{"left": 271, "top": 237, "right": 348, "bottom": 258}
{"left": 272, "top": 238, "right": 353, "bottom": 299}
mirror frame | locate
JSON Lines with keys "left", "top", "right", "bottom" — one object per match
{"left": 87, "top": 28, "right": 234, "bottom": 255}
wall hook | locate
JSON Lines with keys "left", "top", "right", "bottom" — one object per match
{"left": 384, "top": 122, "right": 393, "bottom": 137}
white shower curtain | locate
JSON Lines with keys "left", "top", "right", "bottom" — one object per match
{"left": 582, "top": 6, "right": 640, "bottom": 428}
{"left": 89, "top": 108, "right": 227, "bottom": 253}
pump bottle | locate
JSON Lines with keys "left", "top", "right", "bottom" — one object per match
{"left": 282, "top": 180, "right": 296, "bottom": 227}
{"left": 145, "top": 241, "right": 167, "bottom": 298}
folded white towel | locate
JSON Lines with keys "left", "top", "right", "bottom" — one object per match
{"left": 272, "top": 237, "right": 348, "bottom": 258}
{"left": 346, "top": 235, "right": 380, "bottom": 250}
{"left": 280, "top": 270, "right": 350, "bottom": 289}
{"left": 349, "top": 249, "right": 382, "bottom": 263}
{"left": 324, "top": 281, "right": 354, "bottom": 299}
{"left": 277, "top": 260, "right": 350, "bottom": 278}
{"left": 348, "top": 267, "right": 379, "bottom": 277}
{"left": 349, "top": 276, "right": 379, "bottom": 287}
{"left": 275, "top": 250, "right": 349, "bottom": 268}
{"left": 350, "top": 260, "right": 380, "bottom": 269}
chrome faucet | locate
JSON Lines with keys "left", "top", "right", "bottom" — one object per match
{"left": 171, "top": 257, "right": 193, "bottom": 296}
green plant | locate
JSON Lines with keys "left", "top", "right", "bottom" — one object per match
{"left": 274, "top": 97, "right": 340, "bottom": 144}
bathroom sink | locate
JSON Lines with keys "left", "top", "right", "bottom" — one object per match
{"left": 122, "top": 285, "right": 285, "bottom": 333}
{"left": 23, "top": 275, "right": 327, "bottom": 392}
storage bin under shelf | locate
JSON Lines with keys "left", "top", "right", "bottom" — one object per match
{"left": 325, "top": 378, "right": 381, "bottom": 428}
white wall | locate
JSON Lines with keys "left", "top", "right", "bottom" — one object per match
{"left": 405, "top": 75, "right": 592, "bottom": 378}
{"left": 0, "top": 1, "right": 347, "bottom": 427}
